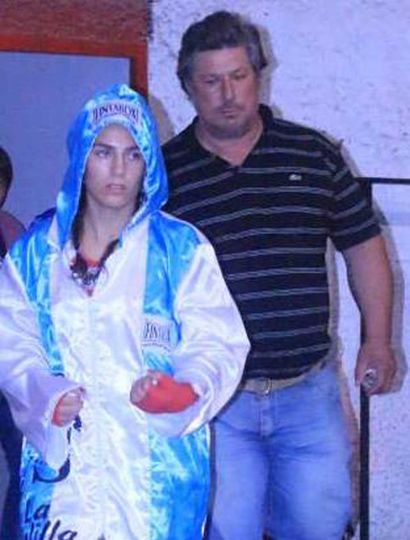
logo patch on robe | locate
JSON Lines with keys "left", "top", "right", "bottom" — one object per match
{"left": 141, "top": 317, "right": 174, "bottom": 352}
{"left": 90, "top": 101, "right": 141, "bottom": 128}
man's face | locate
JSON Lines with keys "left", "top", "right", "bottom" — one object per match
{"left": 187, "top": 46, "right": 261, "bottom": 140}
{"left": 84, "top": 124, "right": 145, "bottom": 216}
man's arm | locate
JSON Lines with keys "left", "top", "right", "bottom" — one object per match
{"left": 342, "top": 234, "right": 396, "bottom": 394}
{"left": 0, "top": 210, "right": 25, "bottom": 248}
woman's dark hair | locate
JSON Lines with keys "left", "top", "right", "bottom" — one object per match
{"left": 70, "top": 190, "right": 119, "bottom": 285}
{"left": 70, "top": 185, "right": 145, "bottom": 282}
{"left": 177, "top": 11, "right": 268, "bottom": 94}
{"left": 0, "top": 146, "right": 13, "bottom": 192}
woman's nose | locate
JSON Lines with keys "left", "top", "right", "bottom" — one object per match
{"left": 112, "top": 153, "right": 125, "bottom": 175}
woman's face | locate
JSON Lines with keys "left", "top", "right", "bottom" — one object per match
{"left": 84, "top": 124, "right": 145, "bottom": 216}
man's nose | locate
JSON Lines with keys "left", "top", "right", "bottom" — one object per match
{"left": 221, "top": 77, "right": 235, "bottom": 101}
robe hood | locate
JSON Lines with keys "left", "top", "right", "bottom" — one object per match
{"left": 55, "top": 84, "right": 168, "bottom": 247}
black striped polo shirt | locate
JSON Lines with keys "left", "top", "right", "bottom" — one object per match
{"left": 162, "top": 105, "right": 380, "bottom": 379}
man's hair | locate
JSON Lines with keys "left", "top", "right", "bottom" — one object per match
{"left": 177, "top": 10, "right": 268, "bottom": 94}
{"left": 0, "top": 146, "right": 13, "bottom": 192}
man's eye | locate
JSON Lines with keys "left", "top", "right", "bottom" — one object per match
{"left": 204, "top": 78, "right": 219, "bottom": 86}
{"left": 233, "top": 72, "right": 247, "bottom": 81}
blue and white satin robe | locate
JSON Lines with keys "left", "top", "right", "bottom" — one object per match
{"left": 0, "top": 85, "right": 249, "bottom": 540}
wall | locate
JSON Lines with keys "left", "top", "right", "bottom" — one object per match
{"left": 149, "top": 2, "right": 410, "bottom": 539}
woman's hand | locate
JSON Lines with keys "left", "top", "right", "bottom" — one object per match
{"left": 52, "top": 388, "right": 85, "bottom": 427}
{"left": 130, "top": 371, "right": 198, "bottom": 413}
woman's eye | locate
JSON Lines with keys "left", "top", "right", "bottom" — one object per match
{"left": 129, "top": 150, "right": 142, "bottom": 161}
{"left": 94, "top": 147, "right": 109, "bottom": 157}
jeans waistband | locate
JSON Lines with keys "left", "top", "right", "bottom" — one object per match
{"left": 239, "top": 359, "right": 327, "bottom": 395}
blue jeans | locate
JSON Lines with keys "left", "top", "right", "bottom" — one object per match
{"left": 206, "top": 364, "right": 352, "bottom": 540}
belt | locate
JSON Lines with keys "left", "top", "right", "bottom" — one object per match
{"left": 239, "top": 359, "right": 327, "bottom": 395}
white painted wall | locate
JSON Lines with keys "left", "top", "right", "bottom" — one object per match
{"left": 149, "top": 2, "right": 410, "bottom": 539}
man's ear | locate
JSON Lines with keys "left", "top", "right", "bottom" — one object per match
{"left": 183, "top": 80, "right": 194, "bottom": 101}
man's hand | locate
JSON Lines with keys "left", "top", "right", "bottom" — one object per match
{"left": 130, "top": 371, "right": 198, "bottom": 413}
{"left": 355, "top": 341, "right": 397, "bottom": 395}
{"left": 52, "top": 388, "right": 85, "bottom": 427}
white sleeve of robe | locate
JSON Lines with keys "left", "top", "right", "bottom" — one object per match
{"left": 145, "top": 241, "right": 250, "bottom": 437}
{"left": 0, "top": 257, "right": 81, "bottom": 468}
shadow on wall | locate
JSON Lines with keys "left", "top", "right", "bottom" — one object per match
{"left": 149, "top": 94, "right": 176, "bottom": 144}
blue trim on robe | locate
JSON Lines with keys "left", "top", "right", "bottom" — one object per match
{"left": 10, "top": 212, "right": 67, "bottom": 537}
{"left": 143, "top": 212, "right": 210, "bottom": 539}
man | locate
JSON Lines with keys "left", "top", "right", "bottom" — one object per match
{"left": 162, "top": 10, "right": 396, "bottom": 540}
{"left": 0, "top": 145, "right": 25, "bottom": 540}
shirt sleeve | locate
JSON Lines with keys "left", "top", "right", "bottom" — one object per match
{"left": 145, "top": 241, "right": 250, "bottom": 437}
{"left": 0, "top": 256, "right": 80, "bottom": 468}
{"left": 328, "top": 150, "right": 380, "bottom": 251}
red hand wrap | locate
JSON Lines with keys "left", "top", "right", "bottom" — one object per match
{"left": 136, "top": 374, "right": 198, "bottom": 413}
{"left": 52, "top": 396, "right": 66, "bottom": 426}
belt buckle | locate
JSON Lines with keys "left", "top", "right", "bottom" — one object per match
{"left": 259, "top": 378, "right": 273, "bottom": 395}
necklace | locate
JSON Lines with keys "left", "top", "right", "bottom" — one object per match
{"left": 70, "top": 252, "right": 103, "bottom": 295}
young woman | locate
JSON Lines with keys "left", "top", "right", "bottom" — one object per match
{"left": 0, "top": 84, "right": 249, "bottom": 540}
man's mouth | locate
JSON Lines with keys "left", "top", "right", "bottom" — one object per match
{"left": 220, "top": 105, "right": 240, "bottom": 116}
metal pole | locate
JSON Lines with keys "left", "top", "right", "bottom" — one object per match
{"left": 359, "top": 387, "right": 370, "bottom": 540}
{"left": 358, "top": 178, "right": 372, "bottom": 540}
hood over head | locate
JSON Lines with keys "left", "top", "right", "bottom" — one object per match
{"left": 56, "top": 84, "right": 168, "bottom": 247}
